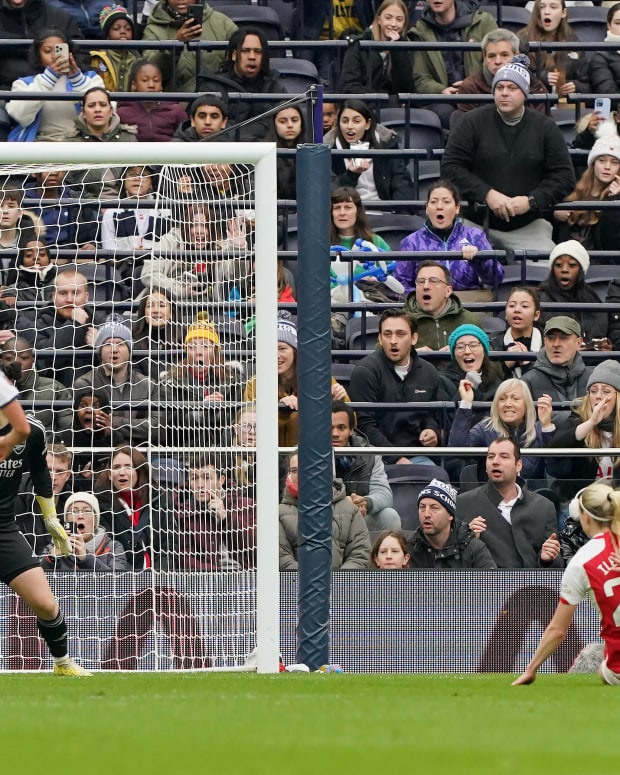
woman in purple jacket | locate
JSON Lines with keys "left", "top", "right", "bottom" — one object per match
{"left": 116, "top": 59, "right": 186, "bottom": 141}
{"left": 394, "top": 180, "right": 503, "bottom": 295}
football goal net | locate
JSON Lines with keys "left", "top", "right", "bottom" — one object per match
{"left": 0, "top": 142, "right": 280, "bottom": 672}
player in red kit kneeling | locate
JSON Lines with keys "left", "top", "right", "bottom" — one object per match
{"left": 513, "top": 481, "right": 620, "bottom": 686}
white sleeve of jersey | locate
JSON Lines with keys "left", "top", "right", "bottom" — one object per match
{"left": 560, "top": 557, "right": 590, "bottom": 606}
{"left": 0, "top": 372, "right": 19, "bottom": 408}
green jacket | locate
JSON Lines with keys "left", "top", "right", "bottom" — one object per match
{"left": 142, "top": 1, "right": 237, "bottom": 92}
{"left": 404, "top": 293, "right": 479, "bottom": 350}
{"left": 90, "top": 48, "right": 139, "bottom": 92}
{"left": 408, "top": 3, "right": 496, "bottom": 93}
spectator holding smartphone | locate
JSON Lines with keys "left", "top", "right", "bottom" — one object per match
{"left": 7, "top": 30, "right": 104, "bottom": 141}
{"left": 143, "top": 0, "right": 237, "bottom": 92}
{"left": 40, "top": 492, "right": 128, "bottom": 571}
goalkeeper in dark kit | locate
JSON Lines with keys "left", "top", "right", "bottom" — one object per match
{"left": 0, "top": 362, "right": 91, "bottom": 676}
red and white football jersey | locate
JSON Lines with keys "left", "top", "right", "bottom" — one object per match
{"left": 561, "top": 532, "right": 620, "bottom": 673}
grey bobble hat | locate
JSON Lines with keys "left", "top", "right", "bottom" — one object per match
{"left": 95, "top": 319, "right": 133, "bottom": 354}
{"left": 492, "top": 53, "right": 531, "bottom": 96}
{"left": 586, "top": 359, "right": 620, "bottom": 393}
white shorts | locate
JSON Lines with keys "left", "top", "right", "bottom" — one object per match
{"left": 599, "top": 659, "right": 620, "bottom": 686}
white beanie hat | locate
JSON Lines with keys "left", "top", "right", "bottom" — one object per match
{"left": 548, "top": 240, "right": 590, "bottom": 275}
{"left": 587, "top": 120, "right": 620, "bottom": 167}
{"left": 64, "top": 492, "right": 101, "bottom": 530}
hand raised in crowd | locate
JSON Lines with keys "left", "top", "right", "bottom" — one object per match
{"left": 68, "top": 532, "right": 87, "bottom": 559}
{"left": 461, "top": 244, "right": 478, "bottom": 261}
{"left": 207, "top": 490, "right": 226, "bottom": 521}
{"left": 331, "top": 382, "right": 347, "bottom": 401}
{"left": 176, "top": 19, "right": 202, "bottom": 42}
{"left": 469, "top": 516, "right": 487, "bottom": 538}
{"left": 591, "top": 393, "right": 615, "bottom": 426}
{"left": 85, "top": 325, "right": 97, "bottom": 347}
{"left": 92, "top": 407, "right": 112, "bottom": 434}
{"left": 349, "top": 493, "right": 368, "bottom": 515}
{"left": 346, "top": 158, "right": 371, "bottom": 174}
{"left": 458, "top": 378, "right": 475, "bottom": 403}
{"left": 607, "top": 175, "right": 620, "bottom": 198}
{"left": 419, "top": 428, "right": 438, "bottom": 447}
{"left": 587, "top": 110, "right": 607, "bottom": 135}
{"left": 53, "top": 50, "right": 79, "bottom": 77}
{"left": 505, "top": 340, "right": 529, "bottom": 370}
{"left": 536, "top": 393, "right": 554, "bottom": 428}
{"left": 540, "top": 532, "right": 561, "bottom": 563}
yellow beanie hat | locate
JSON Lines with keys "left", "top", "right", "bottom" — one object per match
{"left": 185, "top": 313, "right": 220, "bottom": 346}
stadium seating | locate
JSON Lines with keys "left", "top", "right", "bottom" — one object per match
{"left": 384, "top": 463, "right": 451, "bottom": 531}
{"left": 270, "top": 57, "right": 320, "bottom": 94}
{"left": 213, "top": 4, "right": 284, "bottom": 39}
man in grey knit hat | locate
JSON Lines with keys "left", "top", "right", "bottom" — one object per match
{"left": 74, "top": 317, "right": 161, "bottom": 446}
{"left": 442, "top": 54, "right": 575, "bottom": 252}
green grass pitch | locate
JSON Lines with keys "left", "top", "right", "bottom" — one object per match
{"left": 3, "top": 673, "right": 618, "bottom": 774}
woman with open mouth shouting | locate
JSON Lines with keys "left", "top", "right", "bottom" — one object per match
{"left": 395, "top": 179, "right": 502, "bottom": 300}
{"left": 324, "top": 98, "right": 415, "bottom": 206}
{"left": 538, "top": 240, "right": 610, "bottom": 350}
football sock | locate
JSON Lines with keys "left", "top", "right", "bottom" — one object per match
{"left": 37, "top": 610, "right": 68, "bottom": 659}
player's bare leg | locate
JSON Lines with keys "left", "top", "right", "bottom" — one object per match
{"left": 10, "top": 567, "right": 92, "bottom": 676}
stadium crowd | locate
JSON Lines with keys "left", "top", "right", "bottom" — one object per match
{"left": 0, "top": 0, "right": 620, "bottom": 578}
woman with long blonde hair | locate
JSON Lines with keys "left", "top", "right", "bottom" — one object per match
{"left": 514, "top": 481, "right": 620, "bottom": 686}
{"left": 449, "top": 377, "right": 555, "bottom": 480}
{"left": 548, "top": 360, "right": 620, "bottom": 493}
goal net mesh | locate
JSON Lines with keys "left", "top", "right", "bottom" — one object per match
{"left": 0, "top": 157, "right": 269, "bottom": 671}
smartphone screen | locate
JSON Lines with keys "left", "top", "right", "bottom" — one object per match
{"left": 54, "top": 43, "right": 69, "bottom": 58}
{"left": 595, "top": 98, "right": 611, "bottom": 120}
{"left": 187, "top": 4, "right": 203, "bottom": 24}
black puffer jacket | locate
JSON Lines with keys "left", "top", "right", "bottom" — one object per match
{"left": 0, "top": 0, "right": 82, "bottom": 90}
{"left": 406, "top": 520, "right": 497, "bottom": 569}
{"left": 339, "top": 27, "right": 416, "bottom": 100}
{"left": 589, "top": 49, "right": 620, "bottom": 96}
{"left": 325, "top": 123, "right": 415, "bottom": 202}
{"left": 196, "top": 69, "right": 285, "bottom": 141}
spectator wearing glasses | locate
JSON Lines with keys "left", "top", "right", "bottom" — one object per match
{"left": 443, "top": 324, "right": 503, "bottom": 402}
{"left": 40, "top": 492, "right": 128, "bottom": 572}
{"left": 403, "top": 260, "right": 479, "bottom": 351}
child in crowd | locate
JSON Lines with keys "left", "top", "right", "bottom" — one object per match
{"left": 370, "top": 530, "right": 411, "bottom": 569}
{"left": 117, "top": 59, "right": 187, "bottom": 141}
{"left": 91, "top": 5, "right": 139, "bottom": 92}
{"left": 490, "top": 287, "right": 543, "bottom": 379}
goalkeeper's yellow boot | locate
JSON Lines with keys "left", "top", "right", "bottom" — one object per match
{"left": 53, "top": 658, "right": 92, "bottom": 677}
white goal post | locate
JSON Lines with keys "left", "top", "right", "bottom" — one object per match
{"left": 0, "top": 142, "right": 280, "bottom": 673}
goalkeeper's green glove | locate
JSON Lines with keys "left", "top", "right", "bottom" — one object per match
{"left": 36, "top": 496, "right": 72, "bottom": 556}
